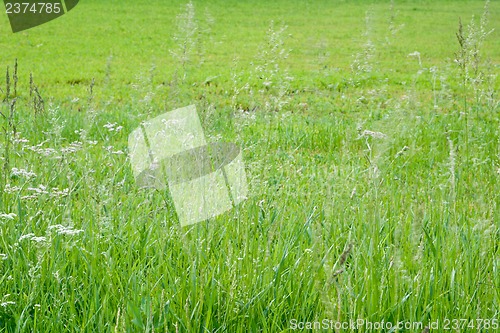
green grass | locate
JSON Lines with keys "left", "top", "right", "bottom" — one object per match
{"left": 1, "top": 0, "right": 499, "bottom": 332}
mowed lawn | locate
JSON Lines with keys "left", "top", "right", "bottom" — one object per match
{"left": 0, "top": 0, "right": 499, "bottom": 332}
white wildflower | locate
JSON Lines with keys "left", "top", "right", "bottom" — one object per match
{"left": 21, "top": 185, "right": 69, "bottom": 200}
{"left": 31, "top": 236, "right": 47, "bottom": 243}
{"left": 19, "top": 233, "right": 36, "bottom": 241}
{"left": 30, "top": 147, "right": 58, "bottom": 157}
{"left": 105, "top": 145, "right": 125, "bottom": 155}
{"left": 21, "top": 195, "right": 38, "bottom": 200}
{"left": 408, "top": 51, "right": 422, "bottom": 67}
{"left": 104, "top": 123, "right": 123, "bottom": 132}
{"left": 48, "top": 224, "right": 83, "bottom": 236}
{"left": 20, "top": 233, "right": 46, "bottom": 243}
{"left": 49, "top": 188, "right": 70, "bottom": 198}
{"left": 70, "top": 141, "right": 83, "bottom": 148}
{"left": 362, "top": 130, "right": 387, "bottom": 139}
{"left": 53, "top": 271, "right": 60, "bottom": 282}
{"left": 0, "top": 213, "right": 17, "bottom": 220}
{"left": 104, "top": 122, "right": 116, "bottom": 131}
{"left": 60, "top": 147, "right": 77, "bottom": 153}
{"left": 1, "top": 301, "right": 15, "bottom": 307}
{"left": 61, "top": 142, "right": 82, "bottom": 154}
{"left": 3, "top": 184, "right": 21, "bottom": 193}
{"left": 27, "top": 185, "right": 49, "bottom": 194}
{"left": 13, "top": 137, "right": 29, "bottom": 144}
{"left": 18, "top": 233, "right": 47, "bottom": 244}
{"left": 11, "top": 168, "right": 37, "bottom": 178}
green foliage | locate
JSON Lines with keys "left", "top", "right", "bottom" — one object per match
{"left": 0, "top": 0, "right": 499, "bottom": 332}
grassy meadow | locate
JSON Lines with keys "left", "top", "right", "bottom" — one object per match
{"left": 1, "top": 0, "right": 499, "bottom": 332}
